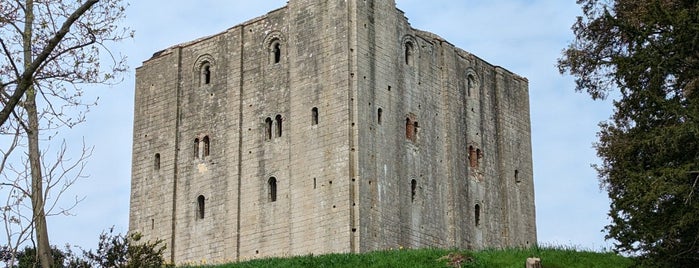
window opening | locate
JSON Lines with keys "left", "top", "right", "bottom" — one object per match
{"left": 194, "top": 138, "right": 200, "bottom": 159}
{"left": 273, "top": 42, "right": 281, "bottom": 64}
{"left": 405, "top": 42, "right": 414, "bottom": 66}
{"left": 515, "top": 170, "right": 521, "bottom": 183}
{"left": 311, "top": 107, "right": 319, "bottom": 125}
{"left": 202, "top": 136, "right": 210, "bottom": 157}
{"left": 265, "top": 117, "right": 273, "bottom": 140}
{"left": 469, "top": 146, "right": 477, "bottom": 168}
{"left": 467, "top": 74, "right": 475, "bottom": 97}
{"left": 154, "top": 153, "right": 160, "bottom": 171}
{"left": 377, "top": 108, "right": 383, "bottom": 124}
{"left": 275, "top": 115, "right": 283, "bottom": 137}
{"left": 202, "top": 64, "right": 211, "bottom": 85}
{"left": 410, "top": 179, "right": 417, "bottom": 203}
{"left": 268, "top": 177, "right": 277, "bottom": 202}
{"left": 197, "top": 195, "right": 205, "bottom": 219}
{"left": 475, "top": 204, "right": 481, "bottom": 226}
{"left": 406, "top": 118, "right": 413, "bottom": 140}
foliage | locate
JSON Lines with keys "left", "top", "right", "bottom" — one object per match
{"left": 0, "top": 228, "right": 169, "bottom": 268}
{"left": 558, "top": 0, "right": 699, "bottom": 266}
{"left": 179, "top": 246, "right": 631, "bottom": 268}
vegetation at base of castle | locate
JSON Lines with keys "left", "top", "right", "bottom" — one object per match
{"left": 557, "top": 0, "right": 699, "bottom": 266}
{"left": 182, "top": 246, "right": 632, "bottom": 268}
{"left": 0, "top": 228, "right": 170, "bottom": 268}
{"left": 1, "top": 0, "right": 132, "bottom": 267}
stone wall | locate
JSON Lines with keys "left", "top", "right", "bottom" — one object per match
{"left": 129, "top": 0, "right": 536, "bottom": 265}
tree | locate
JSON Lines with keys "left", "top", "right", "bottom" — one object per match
{"left": 558, "top": 0, "right": 699, "bottom": 266}
{"left": 0, "top": 0, "right": 131, "bottom": 267}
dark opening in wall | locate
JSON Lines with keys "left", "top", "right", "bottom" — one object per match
{"left": 406, "top": 118, "right": 414, "bottom": 140}
{"left": 515, "top": 170, "right": 521, "bottom": 183}
{"left": 194, "top": 138, "right": 200, "bottom": 159}
{"left": 201, "top": 63, "right": 211, "bottom": 85}
{"left": 151, "top": 219, "right": 154, "bottom": 230}
{"left": 268, "top": 177, "right": 277, "bottom": 202}
{"left": 273, "top": 42, "right": 281, "bottom": 64}
{"left": 197, "top": 195, "right": 205, "bottom": 219}
{"left": 202, "top": 136, "right": 210, "bottom": 157}
{"left": 467, "top": 74, "right": 475, "bottom": 97}
{"left": 476, "top": 149, "right": 482, "bottom": 168}
{"left": 265, "top": 117, "right": 273, "bottom": 140}
{"left": 275, "top": 115, "right": 283, "bottom": 137}
{"left": 313, "top": 178, "right": 317, "bottom": 189}
{"left": 377, "top": 108, "right": 383, "bottom": 124}
{"left": 311, "top": 107, "right": 319, "bottom": 125}
{"left": 410, "top": 179, "right": 417, "bottom": 203}
{"left": 154, "top": 153, "right": 160, "bottom": 171}
{"left": 474, "top": 204, "right": 481, "bottom": 226}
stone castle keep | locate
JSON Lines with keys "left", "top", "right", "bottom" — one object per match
{"left": 129, "top": 0, "right": 536, "bottom": 264}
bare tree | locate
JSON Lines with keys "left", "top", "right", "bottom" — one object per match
{"left": 0, "top": 0, "right": 131, "bottom": 267}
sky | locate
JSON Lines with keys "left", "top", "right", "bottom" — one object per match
{"left": 7, "top": 0, "right": 618, "bottom": 253}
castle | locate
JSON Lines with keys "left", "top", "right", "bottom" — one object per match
{"left": 129, "top": 0, "right": 536, "bottom": 264}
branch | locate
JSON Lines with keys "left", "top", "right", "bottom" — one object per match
{"left": 0, "top": 0, "right": 99, "bottom": 127}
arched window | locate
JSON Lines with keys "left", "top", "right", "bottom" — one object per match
{"left": 197, "top": 195, "right": 205, "bottom": 219}
{"left": 467, "top": 74, "right": 475, "bottom": 97}
{"left": 410, "top": 179, "right": 417, "bottom": 203}
{"left": 265, "top": 117, "right": 273, "bottom": 140}
{"left": 406, "top": 118, "right": 413, "bottom": 140}
{"left": 194, "top": 138, "right": 200, "bottom": 159}
{"left": 474, "top": 204, "right": 481, "bottom": 226}
{"left": 275, "top": 115, "right": 283, "bottom": 137}
{"left": 377, "top": 108, "right": 383, "bottom": 124}
{"left": 311, "top": 107, "right": 319, "bottom": 125}
{"left": 405, "top": 41, "right": 414, "bottom": 66}
{"left": 268, "top": 177, "right": 277, "bottom": 202}
{"left": 201, "top": 62, "right": 211, "bottom": 86}
{"left": 202, "top": 136, "right": 210, "bottom": 157}
{"left": 154, "top": 153, "right": 161, "bottom": 171}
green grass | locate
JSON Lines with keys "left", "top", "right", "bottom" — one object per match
{"left": 185, "top": 246, "right": 633, "bottom": 268}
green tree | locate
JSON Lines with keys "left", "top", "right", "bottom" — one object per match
{"left": 558, "top": 0, "right": 699, "bottom": 266}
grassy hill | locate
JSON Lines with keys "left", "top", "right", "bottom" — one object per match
{"left": 184, "top": 246, "right": 633, "bottom": 268}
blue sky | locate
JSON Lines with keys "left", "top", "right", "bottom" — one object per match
{"left": 28, "top": 0, "right": 616, "bottom": 252}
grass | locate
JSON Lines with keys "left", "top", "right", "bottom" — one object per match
{"left": 183, "top": 246, "right": 633, "bottom": 268}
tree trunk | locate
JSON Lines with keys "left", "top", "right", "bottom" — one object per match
{"left": 23, "top": 0, "right": 52, "bottom": 266}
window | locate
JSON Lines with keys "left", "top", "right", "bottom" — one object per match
{"left": 202, "top": 136, "right": 210, "bottom": 157}
{"left": 265, "top": 117, "right": 273, "bottom": 140}
{"left": 200, "top": 62, "right": 211, "bottom": 86}
{"left": 377, "top": 108, "right": 382, "bottom": 124}
{"left": 515, "top": 170, "right": 521, "bottom": 183}
{"left": 275, "top": 115, "right": 283, "bottom": 137}
{"left": 405, "top": 41, "right": 414, "bottom": 66}
{"left": 474, "top": 204, "right": 481, "bottom": 226}
{"left": 469, "top": 146, "right": 477, "bottom": 168}
{"left": 273, "top": 42, "right": 281, "bottom": 63}
{"left": 197, "top": 195, "right": 205, "bottom": 219}
{"left": 410, "top": 179, "right": 417, "bottom": 203}
{"left": 154, "top": 153, "right": 161, "bottom": 171}
{"left": 467, "top": 74, "right": 475, "bottom": 97}
{"left": 268, "top": 177, "right": 277, "bottom": 202}
{"left": 194, "top": 138, "right": 200, "bottom": 159}
{"left": 311, "top": 107, "right": 319, "bottom": 125}
{"left": 406, "top": 118, "right": 413, "bottom": 140}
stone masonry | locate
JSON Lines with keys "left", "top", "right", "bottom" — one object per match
{"left": 129, "top": 0, "right": 537, "bottom": 264}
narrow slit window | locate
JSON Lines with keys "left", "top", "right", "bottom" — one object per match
{"left": 197, "top": 195, "right": 205, "bottom": 219}
{"left": 469, "top": 146, "right": 477, "bottom": 168}
{"left": 515, "top": 170, "right": 521, "bottom": 183}
{"left": 268, "top": 177, "right": 277, "bottom": 202}
{"left": 311, "top": 107, "right": 319, "bottom": 125}
{"left": 275, "top": 115, "right": 283, "bottom": 137}
{"left": 201, "top": 63, "right": 211, "bottom": 85}
{"left": 154, "top": 153, "right": 161, "bottom": 171}
{"left": 410, "top": 179, "right": 417, "bottom": 203}
{"left": 475, "top": 204, "right": 481, "bottom": 226}
{"left": 265, "top": 117, "right": 273, "bottom": 140}
{"left": 203, "top": 136, "right": 210, "bottom": 157}
{"left": 405, "top": 42, "right": 414, "bottom": 66}
{"left": 273, "top": 42, "right": 281, "bottom": 64}
{"left": 406, "top": 118, "right": 413, "bottom": 140}
{"left": 194, "top": 138, "right": 200, "bottom": 159}
{"left": 377, "top": 108, "right": 383, "bottom": 124}
{"left": 467, "top": 74, "right": 475, "bottom": 97}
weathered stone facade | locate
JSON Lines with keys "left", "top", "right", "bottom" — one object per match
{"left": 129, "top": 0, "right": 536, "bottom": 264}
